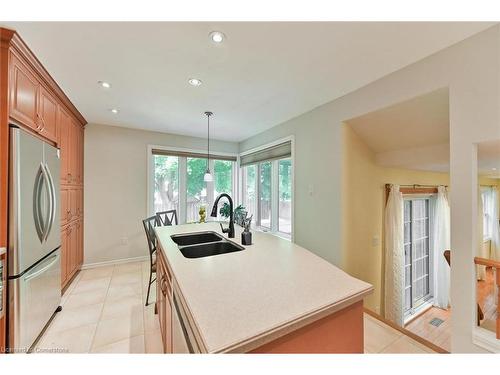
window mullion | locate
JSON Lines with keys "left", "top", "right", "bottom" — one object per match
{"left": 257, "top": 164, "right": 262, "bottom": 227}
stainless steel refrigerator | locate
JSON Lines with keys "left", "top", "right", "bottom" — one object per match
{"left": 8, "top": 125, "right": 61, "bottom": 351}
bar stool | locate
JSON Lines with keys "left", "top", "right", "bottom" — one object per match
{"left": 156, "top": 209, "right": 178, "bottom": 226}
{"left": 142, "top": 215, "right": 159, "bottom": 307}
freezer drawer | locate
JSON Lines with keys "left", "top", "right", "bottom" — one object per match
{"left": 9, "top": 249, "right": 61, "bottom": 351}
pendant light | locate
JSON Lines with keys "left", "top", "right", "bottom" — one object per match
{"left": 203, "top": 111, "right": 213, "bottom": 182}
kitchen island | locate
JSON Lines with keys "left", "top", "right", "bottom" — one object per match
{"left": 154, "top": 222, "right": 373, "bottom": 353}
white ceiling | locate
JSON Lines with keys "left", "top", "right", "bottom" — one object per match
{"left": 347, "top": 88, "right": 449, "bottom": 153}
{"left": 1, "top": 22, "right": 495, "bottom": 142}
{"left": 346, "top": 89, "right": 500, "bottom": 178}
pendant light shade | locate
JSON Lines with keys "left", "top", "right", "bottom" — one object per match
{"left": 204, "top": 111, "right": 213, "bottom": 182}
{"left": 203, "top": 170, "right": 213, "bottom": 182}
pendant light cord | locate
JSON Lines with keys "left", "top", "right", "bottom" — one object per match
{"left": 205, "top": 111, "right": 213, "bottom": 171}
{"left": 207, "top": 114, "right": 210, "bottom": 165}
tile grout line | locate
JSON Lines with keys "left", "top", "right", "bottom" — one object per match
{"left": 90, "top": 263, "right": 146, "bottom": 352}
{"left": 87, "top": 266, "right": 115, "bottom": 353}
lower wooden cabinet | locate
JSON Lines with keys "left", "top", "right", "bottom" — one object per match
{"left": 156, "top": 253, "right": 173, "bottom": 353}
{"left": 61, "top": 218, "right": 83, "bottom": 288}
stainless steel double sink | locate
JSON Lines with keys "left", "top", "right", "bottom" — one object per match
{"left": 170, "top": 231, "right": 245, "bottom": 259}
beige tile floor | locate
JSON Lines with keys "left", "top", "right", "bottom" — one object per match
{"left": 34, "top": 261, "right": 162, "bottom": 354}
{"left": 34, "top": 260, "right": 436, "bottom": 354}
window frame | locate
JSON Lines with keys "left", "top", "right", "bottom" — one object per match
{"left": 238, "top": 136, "right": 295, "bottom": 241}
{"left": 147, "top": 144, "right": 238, "bottom": 223}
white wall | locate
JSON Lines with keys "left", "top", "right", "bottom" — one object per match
{"left": 239, "top": 25, "right": 500, "bottom": 352}
{"left": 84, "top": 123, "right": 238, "bottom": 266}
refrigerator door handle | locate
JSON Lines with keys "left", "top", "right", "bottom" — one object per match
{"left": 33, "top": 164, "right": 46, "bottom": 243}
{"left": 23, "top": 252, "right": 59, "bottom": 282}
{"left": 42, "top": 163, "right": 56, "bottom": 242}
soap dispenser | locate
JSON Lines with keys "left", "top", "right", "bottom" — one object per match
{"left": 241, "top": 217, "right": 252, "bottom": 245}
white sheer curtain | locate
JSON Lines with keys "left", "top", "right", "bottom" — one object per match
{"left": 384, "top": 184, "right": 404, "bottom": 326}
{"left": 477, "top": 187, "right": 486, "bottom": 280}
{"left": 486, "top": 187, "right": 500, "bottom": 260}
{"left": 432, "top": 186, "right": 450, "bottom": 309}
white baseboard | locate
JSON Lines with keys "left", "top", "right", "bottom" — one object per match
{"left": 82, "top": 255, "right": 149, "bottom": 270}
{"left": 473, "top": 327, "right": 500, "bottom": 353}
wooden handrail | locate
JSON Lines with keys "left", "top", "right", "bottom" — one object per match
{"left": 474, "top": 257, "right": 500, "bottom": 269}
{"left": 474, "top": 256, "right": 500, "bottom": 339}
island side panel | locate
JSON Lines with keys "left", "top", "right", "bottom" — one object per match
{"left": 250, "top": 300, "right": 364, "bottom": 354}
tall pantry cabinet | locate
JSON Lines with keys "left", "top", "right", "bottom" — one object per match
{"left": 0, "top": 27, "right": 87, "bottom": 353}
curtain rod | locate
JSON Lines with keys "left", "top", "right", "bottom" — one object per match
{"left": 385, "top": 183, "right": 448, "bottom": 189}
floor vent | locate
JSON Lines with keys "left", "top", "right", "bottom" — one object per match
{"left": 429, "top": 318, "right": 444, "bottom": 327}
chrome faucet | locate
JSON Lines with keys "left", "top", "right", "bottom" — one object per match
{"left": 210, "top": 193, "right": 235, "bottom": 238}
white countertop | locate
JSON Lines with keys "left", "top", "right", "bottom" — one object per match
{"left": 155, "top": 222, "right": 373, "bottom": 353}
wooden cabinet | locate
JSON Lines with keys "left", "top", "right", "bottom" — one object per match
{"left": 9, "top": 52, "right": 59, "bottom": 143}
{"left": 76, "top": 124, "right": 84, "bottom": 185}
{"left": 157, "top": 252, "right": 173, "bottom": 353}
{"left": 1, "top": 28, "right": 86, "bottom": 348}
{"left": 38, "top": 85, "right": 58, "bottom": 142}
{"left": 61, "top": 218, "right": 83, "bottom": 287}
{"left": 75, "top": 220, "right": 83, "bottom": 266}
{"left": 61, "top": 225, "right": 71, "bottom": 286}
{"left": 58, "top": 107, "right": 72, "bottom": 184}
{"left": 9, "top": 52, "right": 39, "bottom": 132}
{"left": 60, "top": 188, "right": 70, "bottom": 226}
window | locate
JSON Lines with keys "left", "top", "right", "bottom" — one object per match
{"left": 240, "top": 139, "right": 293, "bottom": 238}
{"left": 186, "top": 157, "right": 208, "bottom": 223}
{"left": 153, "top": 155, "right": 179, "bottom": 215}
{"left": 150, "top": 148, "right": 236, "bottom": 223}
{"left": 242, "top": 165, "right": 257, "bottom": 220}
{"left": 214, "top": 160, "right": 233, "bottom": 200}
{"left": 482, "top": 188, "right": 493, "bottom": 240}
{"left": 404, "top": 198, "right": 432, "bottom": 317}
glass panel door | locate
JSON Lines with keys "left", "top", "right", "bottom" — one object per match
{"left": 259, "top": 161, "right": 272, "bottom": 229}
{"left": 404, "top": 198, "right": 431, "bottom": 316}
{"left": 278, "top": 159, "right": 292, "bottom": 234}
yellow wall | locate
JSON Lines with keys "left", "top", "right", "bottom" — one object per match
{"left": 341, "top": 124, "right": 500, "bottom": 314}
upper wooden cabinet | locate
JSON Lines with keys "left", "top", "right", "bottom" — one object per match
{"left": 58, "top": 107, "right": 72, "bottom": 184}
{"left": 59, "top": 112, "right": 84, "bottom": 186}
{"left": 9, "top": 52, "right": 39, "bottom": 132}
{"left": 38, "top": 85, "right": 58, "bottom": 142}
{"left": 9, "top": 51, "right": 60, "bottom": 143}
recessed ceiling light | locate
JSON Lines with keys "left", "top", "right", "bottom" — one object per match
{"left": 209, "top": 31, "right": 225, "bottom": 43}
{"left": 110, "top": 108, "right": 119, "bottom": 114}
{"left": 188, "top": 78, "right": 202, "bottom": 86}
{"left": 492, "top": 167, "right": 497, "bottom": 171}
{"left": 98, "top": 81, "right": 111, "bottom": 89}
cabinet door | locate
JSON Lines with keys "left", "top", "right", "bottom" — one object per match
{"left": 69, "top": 222, "right": 77, "bottom": 275}
{"left": 58, "top": 107, "right": 72, "bottom": 184}
{"left": 75, "top": 220, "right": 83, "bottom": 268}
{"left": 9, "top": 53, "right": 40, "bottom": 131}
{"left": 78, "top": 125, "right": 85, "bottom": 185}
{"left": 69, "top": 188, "right": 78, "bottom": 220}
{"left": 61, "top": 225, "right": 71, "bottom": 287}
{"left": 70, "top": 119, "right": 78, "bottom": 185}
{"left": 157, "top": 258, "right": 166, "bottom": 350}
{"left": 38, "top": 86, "right": 58, "bottom": 142}
{"left": 60, "top": 188, "right": 70, "bottom": 226}
{"left": 164, "top": 287, "right": 173, "bottom": 353}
